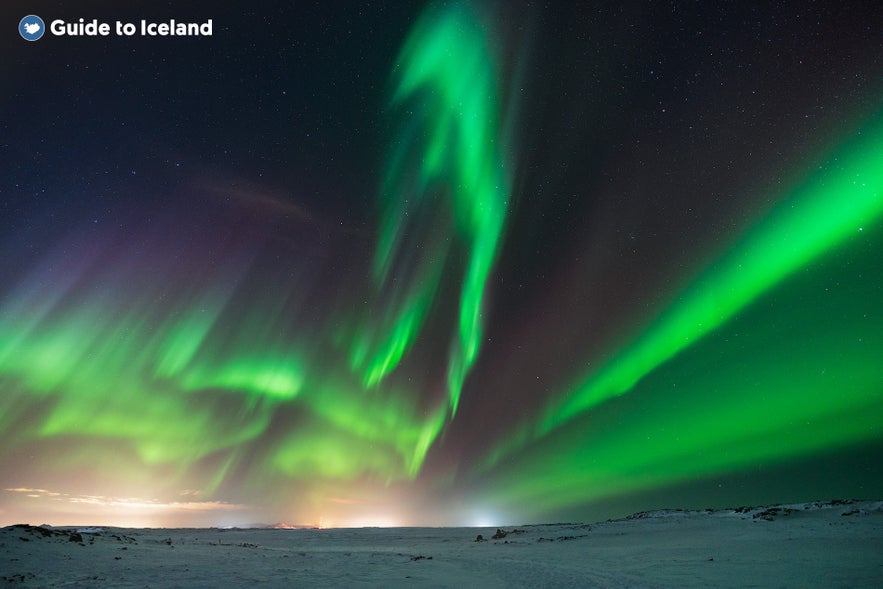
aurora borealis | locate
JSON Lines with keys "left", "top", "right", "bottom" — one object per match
{"left": 1, "top": 1, "right": 882, "bottom": 527}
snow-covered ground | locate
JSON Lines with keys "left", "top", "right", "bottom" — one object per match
{"left": 2, "top": 500, "right": 881, "bottom": 587}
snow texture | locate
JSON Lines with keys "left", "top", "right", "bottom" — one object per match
{"left": 1, "top": 500, "right": 881, "bottom": 587}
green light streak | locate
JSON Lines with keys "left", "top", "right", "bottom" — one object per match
{"left": 0, "top": 262, "right": 444, "bottom": 480}
{"left": 479, "top": 111, "right": 883, "bottom": 505}
{"left": 0, "top": 2, "right": 509, "bottom": 503}
{"left": 154, "top": 304, "right": 225, "bottom": 379}
{"left": 289, "top": 377, "right": 448, "bottom": 478}
{"left": 544, "top": 113, "right": 883, "bottom": 430}
{"left": 481, "top": 237, "right": 883, "bottom": 511}
{"left": 354, "top": 1, "right": 510, "bottom": 416}
{"left": 182, "top": 355, "right": 304, "bottom": 400}
{"left": 349, "top": 261, "right": 444, "bottom": 388}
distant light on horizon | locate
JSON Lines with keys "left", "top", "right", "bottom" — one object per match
{"left": 1, "top": 1, "right": 882, "bottom": 529}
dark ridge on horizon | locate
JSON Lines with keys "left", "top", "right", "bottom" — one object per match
{"left": 6, "top": 498, "right": 879, "bottom": 532}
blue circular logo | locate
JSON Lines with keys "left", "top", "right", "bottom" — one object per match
{"left": 19, "top": 15, "right": 45, "bottom": 41}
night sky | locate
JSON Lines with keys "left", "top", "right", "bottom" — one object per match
{"left": 1, "top": 0, "right": 882, "bottom": 528}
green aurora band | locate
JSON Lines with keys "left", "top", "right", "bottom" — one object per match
{"left": 348, "top": 1, "right": 509, "bottom": 417}
{"left": 0, "top": 0, "right": 509, "bottom": 508}
{"left": 477, "top": 109, "right": 883, "bottom": 513}
{"left": 1, "top": 0, "right": 880, "bottom": 523}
